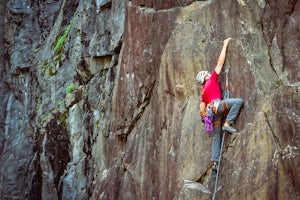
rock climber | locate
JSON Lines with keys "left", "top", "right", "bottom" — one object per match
{"left": 196, "top": 37, "right": 244, "bottom": 173}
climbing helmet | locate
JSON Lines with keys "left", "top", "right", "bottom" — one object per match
{"left": 196, "top": 71, "right": 209, "bottom": 85}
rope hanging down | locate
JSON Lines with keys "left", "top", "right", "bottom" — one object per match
{"left": 212, "top": 63, "right": 230, "bottom": 200}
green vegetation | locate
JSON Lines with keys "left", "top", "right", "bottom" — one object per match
{"left": 39, "top": 19, "right": 74, "bottom": 77}
{"left": 48, "top": 65, "right": 56, "bottom": 76}
{"left": 39, "top": 14, "right": 77, "bottom": 77}
{"left": 54, "top": 21, "right": 73, "bottom": 54}
{"left": 275, "top": 80, "right": 283, "bottom": 88}
{"left": 95, "top": 119, "right": 100, "bottom": 129}
{"left": 66, "top": 84, "right": 75, "bottom": 94}
{"left": 54, "top": 54, "right": 62, "bottom": 62}
{"left": 41, "top": 59, "right": 57, "bottom": 77}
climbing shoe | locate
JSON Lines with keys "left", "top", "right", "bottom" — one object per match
{"left": 222, "top": 124, "right": 238, "bottom": 134}
{"left": 212, "top": 161, "right": 218, "bottom": 174}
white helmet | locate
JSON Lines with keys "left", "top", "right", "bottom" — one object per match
{"left": 196, "top": 71, "right": 208, "bottom": 85}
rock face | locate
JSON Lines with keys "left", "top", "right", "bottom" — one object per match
{"left": 0, "top": 0, "right": 299, "bottom": 199}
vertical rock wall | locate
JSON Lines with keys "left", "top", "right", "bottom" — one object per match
{"left": 0, "top": 0, "right": 299, "bottom": 199}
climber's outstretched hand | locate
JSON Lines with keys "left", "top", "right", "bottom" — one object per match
{"left": 224, "top": 37, "right": 231, "bottom": 45}
{"left": 215, "top": 37, "right": 232, "bottom": 75}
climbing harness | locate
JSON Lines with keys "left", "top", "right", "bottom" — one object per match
{"left": 212, "top": 66, "right": 230, "bottom": 200}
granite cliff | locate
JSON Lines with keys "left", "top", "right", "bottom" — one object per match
{"left": 0, "top": 0, "right": 299, "bottom": 199}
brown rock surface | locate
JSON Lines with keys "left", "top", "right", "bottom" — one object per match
{"left": 98, "top": 1, "right": 300, "bottom": 199}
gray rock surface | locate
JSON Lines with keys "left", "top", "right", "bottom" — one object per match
{"left": 0, "top": 0, "right": 299, "bottom": 199}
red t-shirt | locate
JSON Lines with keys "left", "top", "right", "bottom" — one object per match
{"left": 201, "top": 70, "right": 222, "bottom": 104}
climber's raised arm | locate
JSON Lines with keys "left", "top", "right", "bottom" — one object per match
{"left": 215, "top": 37, "right": 231, "bottom": 75}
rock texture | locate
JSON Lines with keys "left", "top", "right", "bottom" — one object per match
{"left": 0, "top": 0, "right": 299, "bottom": 199}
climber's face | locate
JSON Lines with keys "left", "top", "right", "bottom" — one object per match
{"left": 205, "top": 73, "right": 211, "bottom": 81}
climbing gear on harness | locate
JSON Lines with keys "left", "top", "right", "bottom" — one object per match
{"left": 207, "top": 100, "right": 220, "bottom": 115}
{"left": 204, "top": 100, "right": 220, "bottom": 133}
{"left": 204, "top": 99, "right": 222, "bottom": 133}
{"left": 206, "top": 105, "right": 215, "bottom": 118}
{"left": 196, "top": 71, "right": 208, "bottom": 85}
{"left": 204, "top": 105, "right": 214, "bottom": 133}
{"left": 212, "top": 161, "right": 218, "bottom": 174}
{"left": 213, "top": 99, "right": 221, "bottom": 114}
{"left": 204, "top": 115, "right": 213, "bottom": 133}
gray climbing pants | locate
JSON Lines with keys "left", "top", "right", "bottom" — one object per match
{"left": 211, "top": 98, "right": 244, "bottom": 161}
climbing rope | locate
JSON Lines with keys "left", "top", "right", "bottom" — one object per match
{"left": 212, "top": 62, "right": 230, "bottom": 200}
